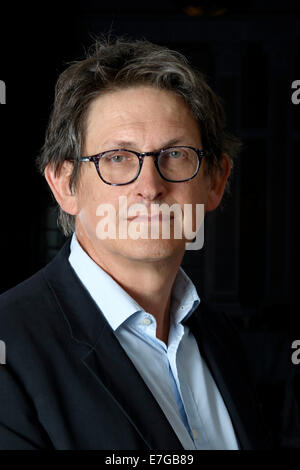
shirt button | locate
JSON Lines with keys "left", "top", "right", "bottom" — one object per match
{"left": 141, "top": 317, "right": 152, "bottom": 325}
{"left": 192, "top": 429, "right": 198, "bottom": 440}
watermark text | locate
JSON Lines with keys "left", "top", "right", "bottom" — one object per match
{"left": 291, "top": 80, "right": 300, "bottom": 105}
{"left": 95, "top": 197, "right": 204, "bottom": 250}
{"left": 0, "top": 340, "right": 6, "bottom": 364}
{"left": 0, "top": 80, "right": 6, "bottom": 104}
{"left": 291, "top": 340, "right": 300, "bottom": 365}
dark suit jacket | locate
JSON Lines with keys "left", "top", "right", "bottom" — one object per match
{"left": 0, "top": 239, "right": 273, "bottom": 450}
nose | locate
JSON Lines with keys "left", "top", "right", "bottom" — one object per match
{"left": 134, "top": 155, "right": 167, "bottom": 201}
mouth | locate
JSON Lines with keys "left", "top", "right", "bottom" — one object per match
{"left": 127, "top": 213, "right": 175, "bottom": 223}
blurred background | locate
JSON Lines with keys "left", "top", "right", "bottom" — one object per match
{"left": 0, "top": 0, "right": 299, "bottom": 448}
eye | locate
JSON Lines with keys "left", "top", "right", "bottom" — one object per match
{"left": 111, "top": 154, "right": 125, "bottom": 163}
{"left": 103, "top": 152, "right": 130, "bottom": 163}
{"left": 167, "top": 150, "right": 183, "bottom": 159}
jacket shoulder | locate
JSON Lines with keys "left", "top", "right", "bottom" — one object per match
{"left": 0, "top": 260, "right": 71, "bottom": 367}
{"left": 0, "top": 268, "right": 53, "bottom": 321}
{"left": 0, "top": 239, "right": 72, "bottom": 331}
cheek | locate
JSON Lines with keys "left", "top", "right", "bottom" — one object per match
{"left": 76, "top": 172, "right": 103, "bottom": 221}
{"left": 77, "top": 167, "right": 101, "bottom": 203}
{"left": 178, "top": 184, "right": 208, "bottom": 235}
{"left": 77, "top": 175, "right": 123, "bottom": 229}
{"left": 177, "top": 179, "right": 210, "bottom": 207}
{"left": 191, "top": 172, "right": 211, "bottom": 203}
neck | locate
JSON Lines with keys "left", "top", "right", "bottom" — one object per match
{"left": 75, "top": 231, "right": 185, "bottom": 345}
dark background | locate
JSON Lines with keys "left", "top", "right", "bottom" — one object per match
{"left": 0, "top": 0, "right": 300, "bottom": 448}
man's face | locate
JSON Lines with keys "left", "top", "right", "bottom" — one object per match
{"left": 74, "top": 86, "right": 214, "bottom": 263}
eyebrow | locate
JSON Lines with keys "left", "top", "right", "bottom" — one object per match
{"left": 104, "top": 138, "right": 185, "bottom": 150}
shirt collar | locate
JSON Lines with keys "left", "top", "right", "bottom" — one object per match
{"left": 68, "top": 233, "right": 200, "bottom": 331}
{"left": 171, "top": 266, "right": 200, "bottom": 325}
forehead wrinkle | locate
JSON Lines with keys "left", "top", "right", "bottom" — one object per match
{"left": 91, "top": 116, "right": 190, "bottom": 148}
{"left": 100, "top": 136, "right": 187, "bottom": 151}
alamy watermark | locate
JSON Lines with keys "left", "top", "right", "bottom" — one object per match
{"left": 291, "top": 80, "right": 300, "bottom": 105}
{"left": 0, "top": 340, "right": 6, "bottom": 364}
{"left": 95, "top": 197, "right": 205, "bottom": 250}
{"left": 0, "top": 80, "right": 6, "bottom": 104}
{"left": 291, "top": 340, "right": 300, "bottom": 365}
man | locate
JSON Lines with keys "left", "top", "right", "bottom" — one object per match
{"left": 0, "top": 37, "right": 273, "bottom": 450}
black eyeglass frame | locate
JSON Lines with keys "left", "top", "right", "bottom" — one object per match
{"left": 79, "top": 146, "right": 208, "bottom": 186}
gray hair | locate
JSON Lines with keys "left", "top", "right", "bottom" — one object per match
{"left": 37, "top": 35, "right": 241, "bottom": 236}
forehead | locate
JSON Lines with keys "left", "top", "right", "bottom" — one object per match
{"left": 84, "top": 86, "right": 201, "bottom": 151}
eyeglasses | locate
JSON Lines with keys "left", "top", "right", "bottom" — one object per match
{"left": 79, "top": 146, "right": 208, "bottom": 186}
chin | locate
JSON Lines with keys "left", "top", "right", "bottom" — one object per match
{"left": 107, "top": 238, "right": 185, "bottom": 262}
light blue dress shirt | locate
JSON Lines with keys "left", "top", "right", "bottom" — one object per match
{"left": 69, "top": 233, "right": 239, "bottom": 450}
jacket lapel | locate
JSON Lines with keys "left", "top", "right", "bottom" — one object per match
{"left": 82, "top": 326, "right": 183, "bottom": 449}
{"left": 43, "top": 238, "right": 183, "bottom": 450}
{"left": 184, "top": 303, "right": 270, "bottom": 450}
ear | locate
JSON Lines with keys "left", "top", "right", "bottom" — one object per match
{"left": 44, "top": 161, "right": 79, "bottom": 215}
{"left": 206, "top": 153, "right": 231, "bottom": 212}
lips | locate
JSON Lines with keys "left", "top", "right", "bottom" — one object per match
{"left": 127, "top": 213, "right": 174, "bottom": 222}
